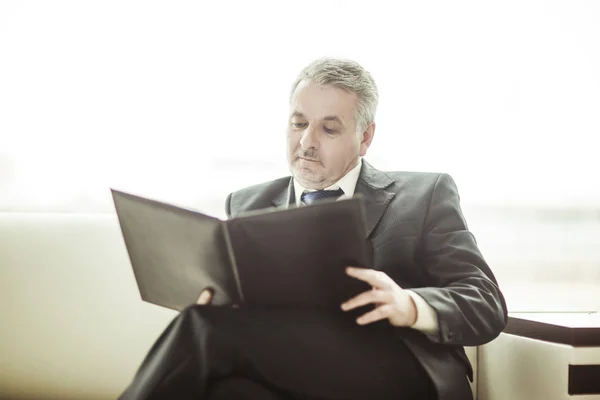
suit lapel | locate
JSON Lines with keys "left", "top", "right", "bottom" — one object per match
{"left": 271, "top": 178, "right": 295, "bottom": 208}
{"left": 355, "top": 160, "right": 395, "bottom": 238}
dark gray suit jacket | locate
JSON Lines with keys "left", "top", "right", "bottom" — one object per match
{"left": 225, "top": 160, "right": 508, "bottom": 400}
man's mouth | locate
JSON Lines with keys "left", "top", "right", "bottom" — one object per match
{"left": 298, "top": 156, "right": 319, "bottom": 162}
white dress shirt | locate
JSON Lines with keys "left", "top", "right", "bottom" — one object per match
{"left": 292, "top": 158, "right": 439, "bottom": 334}
{"left": 294, "top": 159, "right": 363, "bottom": 207}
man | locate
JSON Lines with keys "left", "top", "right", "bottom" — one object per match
{"left": 119, "top": 58, "right": 507, "bottom": 400}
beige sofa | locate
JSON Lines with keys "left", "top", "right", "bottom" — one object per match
{"left": 0, "top": 212, "right": 479, "bottom": 399}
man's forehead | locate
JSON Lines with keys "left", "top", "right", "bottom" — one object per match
{"left": 290, "top": 110, "right": 345, "bottom": 123}
{"left": 289, "top": 81, "right": 357, "bottom": 123}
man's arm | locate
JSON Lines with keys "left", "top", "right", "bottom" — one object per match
{"left": 409, "top": 173, "right": 508, "bottom": 346}
{"left": 405, "top": 290, "right": 439, "bottom": 334}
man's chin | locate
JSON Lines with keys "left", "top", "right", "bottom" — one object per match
{"left": 291, "top": 166, "right": 325, "bottom": 186}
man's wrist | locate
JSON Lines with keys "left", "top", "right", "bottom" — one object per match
{"left": 405, "top": 290, "right": 439, "bottom": 334}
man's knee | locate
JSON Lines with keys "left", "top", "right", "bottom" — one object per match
{"left": 178, "top": 304, "right": 238, "bottom": 326}
{"left": 206, "top": 377, "right": 288, "bottom": 400}
{"left": 179, "top": 304, "right": 209, "bottom": 319}
{"left": 175, "top": 305, "right": 243, "bottom": 346}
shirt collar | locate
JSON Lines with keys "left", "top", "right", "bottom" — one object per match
{"left": 293, "top": 158, "right": 363, "bottom": 206}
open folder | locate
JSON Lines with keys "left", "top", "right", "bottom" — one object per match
{"left": 111, "top": 189, "right": 373, "bottom": 311}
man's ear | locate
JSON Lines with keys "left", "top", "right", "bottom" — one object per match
{"left": 359, "top": 122, "right": 376, "bottom": 157}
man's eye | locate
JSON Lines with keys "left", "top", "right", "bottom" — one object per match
{"left": 291, "top": 122, "right": 307, "bottom": 129}
{"left": 324, "top": 127, "right": 338, "bottom": 134}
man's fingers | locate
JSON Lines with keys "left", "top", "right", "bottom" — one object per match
{"left": 196, "top": 289, "right": 213, "bottom": 305}
{"left": 356, "top": 304, "right": 395, "bottom": 325}
{"left": 341, "top": 289, "right": 391, "bottom": 311}
{"left": 346, "top": 267, "right": 395, "bottom": 290}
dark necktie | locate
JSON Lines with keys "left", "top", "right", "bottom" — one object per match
{"left": 300, "top": 188, "right": 345, "bottom": 205}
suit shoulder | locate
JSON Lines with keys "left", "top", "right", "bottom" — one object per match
{"left": 230, "top": 176, "right": 290, "bottom": 198}
{"left": 227, "top": 176, "right": 291, "bottom": 216}
{"left": 380, "top": 171, "right": 460, "bottom": 199}
{"left": 383, "top": 170, "right": 452, "bottom": 185}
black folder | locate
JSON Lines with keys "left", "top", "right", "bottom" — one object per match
{"left": 111, "top": 189, "right": 373, "bottom": 311}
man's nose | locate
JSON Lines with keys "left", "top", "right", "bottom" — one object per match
{"left": 299, "top": 126, "right": 318, "bottom": 150}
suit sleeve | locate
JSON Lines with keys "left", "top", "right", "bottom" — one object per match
{"left": 409, "top": 173, "right": 508, "bottom": 346}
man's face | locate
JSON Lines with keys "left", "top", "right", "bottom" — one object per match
{"left": 287, "top": 80, "right": 374, "bottom": 190}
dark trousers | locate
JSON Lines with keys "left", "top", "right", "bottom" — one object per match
{"left": 118, "top": 306, "right": 435, "bottom": 400}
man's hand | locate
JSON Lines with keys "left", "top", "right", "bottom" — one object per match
{"left": 341, "top": 267, "right": 418, "bottom": 327}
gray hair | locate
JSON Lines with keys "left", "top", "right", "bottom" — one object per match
{"left": 290, "top": 58, "right": 379, "bottom": 133}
